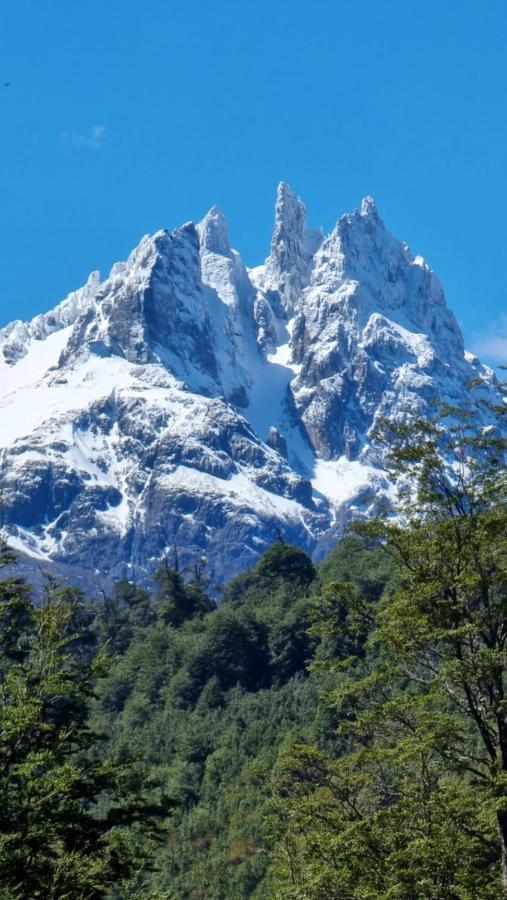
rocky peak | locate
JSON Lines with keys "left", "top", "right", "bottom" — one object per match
{"left": 59, "top": 222, "right": 216, "bottom": 378}
{"left": 305, "top": 196, "right": 463, "bottom": 356}
{"left": 259, "top": 182, "right": 323, "bottom": 314}
{"left": 272, "top": 182, "right": 307, "bottom": 255}
{"left": 0, "top": 186, "right": 501, "bottom": 588}
{"left": 360, "top": 195, "right": 381, "bottom": 220}
{"left": 197, "top": 205, "right": 230, "bottom": 256}
{"left": 287, "top": 195, "right": 471, "bottom": 460}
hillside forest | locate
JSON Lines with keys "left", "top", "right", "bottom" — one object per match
{"left": 1, "top": 410, "right": 507, "bottom": 899}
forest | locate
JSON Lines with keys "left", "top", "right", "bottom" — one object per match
{"left": 1, "top": 410, "right": 507, "bottom": 899}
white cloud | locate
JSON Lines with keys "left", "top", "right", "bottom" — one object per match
{"left": 472, "top": 313, "right": 507, "bottom": 365}
{"left": 61, "top": 125, "right": 106, "bottom": 151}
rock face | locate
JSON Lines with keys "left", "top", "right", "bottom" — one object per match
{"left": 0, "top": 184, "right": 500, "bottom": 584}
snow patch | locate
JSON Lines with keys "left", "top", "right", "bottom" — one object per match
{"left": 312, "top": 457, "right": 378, "bottom": 506}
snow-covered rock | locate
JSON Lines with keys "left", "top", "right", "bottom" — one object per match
{"left": 251, "top": 182, "right": 323, "bottom": 315}
{"left": 0, "top": 184, "right": 500, "bottom": 585}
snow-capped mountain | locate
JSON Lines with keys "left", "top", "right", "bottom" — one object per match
{"left": 0, "top": 184, "right": 499, "bottom": 584}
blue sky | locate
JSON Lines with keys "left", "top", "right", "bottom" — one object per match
{"left": 1, "top": 0, "right": 507, "bottom": 363}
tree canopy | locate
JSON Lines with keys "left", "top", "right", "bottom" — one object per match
{"left": 0, "top": 549, "right": 169, "bottom": 899}
{"left": 269, "top": 410, "right": 507, "bottom": 898}
{"left": 3, "top": 404, "right": 507, "bottom": 898}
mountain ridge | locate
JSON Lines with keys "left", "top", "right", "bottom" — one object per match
{"left": 0, "top": 183, "right": 500, "bottom": 585}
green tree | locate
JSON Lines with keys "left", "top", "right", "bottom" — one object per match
{"left": 271, "top": 409, "right": 507, "bottom": 898}
{"left": 91, "top": 542, "right": 321, "bottom": 899}
{"left": 95, "top": 579, "right": 155, "bottom": 655}
{"left": 0, "top": 549, "right": 168, "bottom": 899}
{"left": 255, "top": 543, "right": 316, "bottom": 589}
{"left": 155, "top": 555, "right": 214, "bottom": 628}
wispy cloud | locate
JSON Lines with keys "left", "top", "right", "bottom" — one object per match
{"left": 471, "top": 313, "right": 507, "bottom": 365}
{"left": 61, "top": 125, "right": 107, "bottom": 151}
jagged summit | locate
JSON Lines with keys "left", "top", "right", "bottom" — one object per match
{"left": 272, "top": 181, "right": 307, "bottom": 248}
{"left": 0, "top": 185, "right": 500, "bottom": 586}
{"left": 255, "top": 182, "right": 323, "bottom": 313}
{"left": 360, "top": 195, "right": 380, "bottom": 218}
{"left": 197, "top": 205, "right": 230, "bottom": 256}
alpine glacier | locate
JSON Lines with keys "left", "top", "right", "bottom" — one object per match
{"left": 0, "top": 184, "right": 500, "bottom": 585}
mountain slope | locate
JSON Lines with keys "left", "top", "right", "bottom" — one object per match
{"left": 0, "top": 185, "right": 499, "bottom": 583}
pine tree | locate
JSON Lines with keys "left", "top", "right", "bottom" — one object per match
{"left": 0, "top": 548, "right": 169, "bottom": 899}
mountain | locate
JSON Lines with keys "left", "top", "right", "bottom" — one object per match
{"left": 0, "top": 185, "right": 500, "bottom": 585}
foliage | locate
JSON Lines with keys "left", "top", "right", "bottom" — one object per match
{"left": 155, "top": 553, "right": 215, "bottom": 629}
{"left": 0, "top": 550, "right": 168, "bottom": 899}
{"left": 94, "top": 578, "right": 155, "bottom": 655}
{"left": 269, "top": 410, "right": 507, "bottom": 898}
{"left": 90, "top": 545, "right": 324, "bottom": 898}
{"left": 5, "top": 423, "right": 506, "bottom": 900}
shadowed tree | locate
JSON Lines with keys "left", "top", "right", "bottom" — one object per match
{"left": 0, "top": 547, "right": 170, "bottom": 899}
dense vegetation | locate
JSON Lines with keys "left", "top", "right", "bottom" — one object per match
{"left": 2, "top": 409, "right": 507, "bottom": 897}
{"left": 0, "top": 550, "right": 169, "bottom": 899}
{"left": 92, "top": 543, "right": 324, "bottom": 899}
{"left": 268, "top": 413, "right": 507, "bottom": 899}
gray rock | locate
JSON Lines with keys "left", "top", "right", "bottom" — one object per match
{"left": 0, "top": 186, "right": 501, "bottom": 586}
